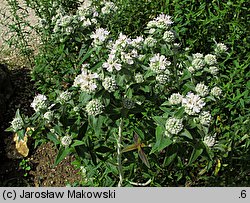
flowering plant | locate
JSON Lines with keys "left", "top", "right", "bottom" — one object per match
{"left": 8, "top": 0, "right": 229, "bottom": 186}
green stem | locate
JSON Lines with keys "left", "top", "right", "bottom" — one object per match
{"left": 117, "top": 118, "right": 124, "bottom": 187}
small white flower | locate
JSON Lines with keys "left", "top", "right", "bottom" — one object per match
{"left": 203, "top": 135, "right": 216, "bottom": 147}
{"left": 195, "top": 83, "right": 209, "bottom": 97}
{"left": 199, "top": 111, "right": 212, "bottom": 126}
{"left": 163, "top": 30, "right": 175, "bottom": 43}
{"left": 210, "top": 87, "right": 222, "bottom": 98}
{"left": 90, "top": 28, "right": 109, "bottom": 45}
{"left": 182, "top": 92, "right": 206, "bottom": 115}
{"left": 86, "top": 99, "right": 104, "bottom": 116}
{"left": 165, "top": 117, "right": 183, "bottom": 135}
{"left": 58, "top": 91, "right": 72, "bottom": 104}
{"left": 149, "top": 53, "right": 171, "bottom": 73}
{"left": 61, "top": 135, "right": 72, "bottom": 147}
{"left": 11, "top": 117, "right": 24, "bottom": 132}
{"left": 101, "top": 1, "right": 117, "bottom": 14}
{"left": 156, "top": 73, "right": 169, "bottom": 84}
{"left": 44, "top": 111, "right": 54, "bottom": 122}
{"left": 31, "top": 94, "right": 48, "bottom": 112}
{"left": 215, "top": 43, "right": 227, "bottom": 54}
{"left": 187, "top": 66, "right": 195, "bottom": 73}
{"left": 192, "top": 58, "right": 205, "bottom": 70}
{"left": 168, "top": 93, "right": 183, "bottom": 105}
{"left": 73, "top": 69, "right": 99, "bottom": 93}
{"left": 204, "top": 54, "right": 217, "bottom": 65}
{"left": 102, "top": 77, "right": 117, "bottom": 92}
{"left": 209, "top": 66, "right": 219, "bottom": 75}
{"left": 192, "top": 53, "right": 203, "bottom": 59}
{"left": 144, "top": 36, "right": 157, "bottom": 48}
{"left": 102, "top": 54, "right": 122, "bottom": 72}
{"left": 135, "top": 73, "right": 144, "bottom": 83}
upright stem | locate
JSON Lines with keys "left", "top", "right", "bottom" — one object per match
{"left": 117, "top": 118, "right": 124, "bottom": 187}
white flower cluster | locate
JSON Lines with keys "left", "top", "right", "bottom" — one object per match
{"left": 182, "top": 92, "right": 206, "bottom": 115}
{"left": 165, "top": 117, "right": 183, "bottom": 136}
{"left": 199, "top": 111, "right": 212, "bottom": 126}
{"left": 191, "top": 58, "right": 205, "bottom": 71}
{"left": 102, "top": 53, "right": 122, "bottom": 72}
{"left": 203, "top": 135, "right": 216, "bottom": 147}
{"left": 11, "top": 117, "right": 24, "bottom": 132}
{"left": 209, "top": 66, "right": 219, "bottom": 75}
{"left": 144, "top": 36, "right": 157, "bottom": 48}
{"left": 168, "top": 93, "right": 183, "bottom": 105}
{"left": 156, "top": 73, "right": 169, "bottom": 84}
{"left": 101, "top": 1, "right": 118, "bottom": 15}
{"left": 61, "top": 135, "right": 72, "bottom": 147}
{"left": 204, "top": 54, "right": 217, "bottom": 66}
{"left": 57, "top": 91, "right": 72, "bottom": 104}
{"left": 31, "top": 94, "right": 48, "bottom": 112}
{"left": 85, "top": 99, "right": 104, "bottom": 116}
{"left": 163, "top": 30, "right": 175, "bottom": 43}
{"left": 211, "top": 86, "right": 222, "bottom": 98}
{"left": 73, "top": 68, "right": 99, "bottom": 93}
{"left": 135, "top": 73, "right": 144, "bottom": 83}
{"left": 215, "top": 43, "right": 227, "bottom": 54}
{"left": 102, "top": 77, "right": 117, "bottom": 92}
{"left": 195, "top": 83, "right": 209, "bottom": 97}
{"left": 149, "top": 53, "right": 171, "bottom": 74}
{"left": 44, "top": 111, "right": 54, "bottom": 122}
{"left": 147, "top": 14, "right": 173, "bottom": 30}
{"left": 90, "top": 28, "right": 110, "bottom": 46}
{"left": 123, "top": 98, "right": 135, "bottom": 109}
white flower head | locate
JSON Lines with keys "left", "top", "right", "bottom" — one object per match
{"left": 86, "top": 99, "right": 104, "bottom": 116}
{"left": 58, "top": 91, "right": 72, "bottom": 104}
{"left": 195, "top": 83, "right": 209, "bottom": 97}
{"left": 73, "top": 69, "right": 99, "bottom": 93}
{"left": 90, "top": 28, "right": 110, "bottom": 46}
{"left": 102, "top": 77, "right": 117, "bottom": 92}
{"left": 147, "top": 14, "right": 173, "bottom": 29}
{"left": 165, "top": 117, "right": 183, "bottom": 135}
{"left": 135, "top": 73, "right": 144, "bottom": 83}
{"left": 192, "top": 53, "right": 203, "bottom": 59}
{"left": 163, "top": 30, "right": 175, "bottom": 43}
{"left": 211, "top": 87, "right": 222, "bottom": 98}
{"left": 169, "top": 93, "right": 183, "bottom": 105}
{"left": 101, "top": 1, "right": 117, "bottom": 15}
{"left": 156, "top": 73, "right": 169, "bottom": 84}
{"left": 123, "top": 98, "right": 135, "bottom": 109}
{"left": 11, "top": 117, "right": 24, "bottom": 132}
{"left": 102, "top": 54, "right": 122, "bottom": 72}
{"left": 199, "top": 111, "right": 212, "bottom": 126}
{"left": 61, "top": 135, "right": 72, "bottom": 147}
{"left": 204, "top": 54, "right": 217, "bottom": 66}
{"left": 192, "top": 58, "right": 205, "bottom": 71}
{"left": 149, "top": 53, "right": 171, "bottom": 73}
{"left": 31, "top": 94, "right": 48, "bottom": 112}
{"left": 182, "top": 92, "right": 206, "bottom": 115}
{"left": 209, "top": 66, "right": 219, "bottom": 75}
{"left": 203, "top": 135, "right": 216, "bottom": 147}
{"left": 215, "top": 43, "right": 227, "bottom": 54}
{"left": 44, "top": 111, "right": 54, "bottom": 122}
{"left": 144, "top": 36, "right": 157, "bottom": 48}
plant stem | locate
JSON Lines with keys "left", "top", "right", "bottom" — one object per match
{"left": 117, "top": 118, "right": 124, "bottom": 187}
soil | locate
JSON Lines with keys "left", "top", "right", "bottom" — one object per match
{"left": 0, "top": 66, "right": 82, "bottom": 187}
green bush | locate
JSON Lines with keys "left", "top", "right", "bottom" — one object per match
{"left": 4, "top": 0, "right": 250, "bottom": 186}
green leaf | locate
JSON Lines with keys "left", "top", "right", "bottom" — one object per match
{"left": 180, "top": 129, "right": 193, "bottom": 139}
{"left": 134, "top": 127, "right": 145, "bottom": 140}
{"left": 71, "top": 140, "right": 85, "bottom": 148}
{"left": 47, "top": 133, "right": 60, "bottom": 145}
{"left": 158, "top": 137, "right": 172, "bottom": 152}
{"left": 151, "top": 126, "right": 172, "bottom": 153}
{"left": 138, "top": 147, "right": 150, "bottom": 168}
{"left": 188, "top": 148, "right": 203, "bottom": 165}
{"left": 152, "top": 116, "right": 165, "bottom": 128}
{"left": 78, "top": 47, "right": 95, "bottom": 66}
{"left": 78, "top": 122, "right": 88, "bottom": 140}
{"left": 95, "top": 146, "right": 113, "bottom": 153}
{"left": 163, "top": 153, "right": 177, "bottom": 167}
{"left": 54, "top": 147, "right": 71, "bottom": 166}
